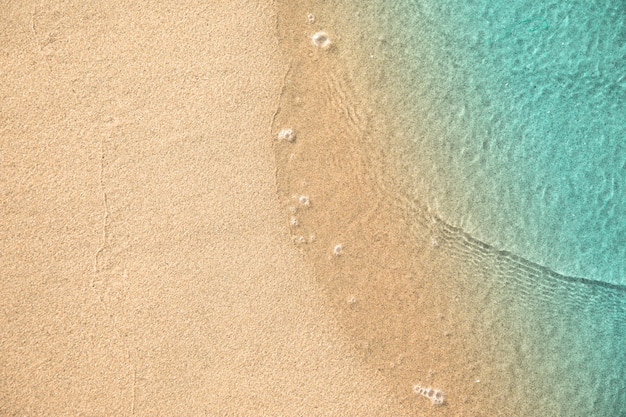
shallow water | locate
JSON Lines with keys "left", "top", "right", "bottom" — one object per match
{"left": 276, "top": 0, "right": 626, "bottom": 414}
{"left": 345, "top": 0, "right": 626, "bottom": 286}
{"left": 339, "top": 0, "right": 626, "bottom": 413}
{"left": 362, "top": 1, "right": 626, "bottom": 412}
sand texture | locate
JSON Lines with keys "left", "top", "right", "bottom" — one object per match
{"left": 6, "top": 1, "right": 620, "bottom": 416}
{"left": 0, "top": 1, "right": 406, "bottom": 415}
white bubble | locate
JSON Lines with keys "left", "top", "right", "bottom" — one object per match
{"left": 413, "top": 384, "right": 446, "bottom": 406}
{"left": 299, "top": 195, "right": 310, "bottom": 207}
{"left": 333, "top": 244, "right": 343, "bottom": 256}
{"left": 312, "top": 31, "right": 331, "bottom": 49}
{"left": 278, "top": 128, "right": 296, "bottom": 142}
{"left": 307, "top": 13, "right": 315, "bottom": 24}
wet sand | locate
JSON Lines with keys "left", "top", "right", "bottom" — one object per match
{"left": 272, "top": 3, "right": 472, "bottom": 415}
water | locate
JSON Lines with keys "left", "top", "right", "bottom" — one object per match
{"left": 276, "top": 0, "right": 626, "bottom": 414}
{"left": 350, "top": 0, "right": 626, "bottom": 286}
{"left": 346, "top": 0, "right": 626, "bottom": 413}
{"left": 358, "top": 1, "right": 626, "bottom": 413}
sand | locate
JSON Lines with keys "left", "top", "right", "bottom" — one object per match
{"left": 3, "top": 0, "right": 560, "bottom": 415}
{"left": 0, "top": 1, "right": 409, "bottom": 415}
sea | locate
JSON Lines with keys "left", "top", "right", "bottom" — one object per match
{"left": 279, "top": 0, "right": 626, "bottom": 414}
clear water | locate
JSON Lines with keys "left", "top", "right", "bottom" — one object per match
{"left": 355, "top": 0, "right": 626, "bottom": 286}
{"left": 314, "top": 0, "right": 626, "bottom": 414}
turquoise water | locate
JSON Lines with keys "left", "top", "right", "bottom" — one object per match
{"left": 359, "top": 0, "right": 626, "bottom": 286}
{"left": 320, "top": 0, "right": 626, "bottom": 414}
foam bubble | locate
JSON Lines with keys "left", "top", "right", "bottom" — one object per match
{"left": 312, "top": 31, "right": 331, "bottom": 49}
{"left": 278, "top": 128, "right": 296, "bottom": 142}
{"left": 299, "top": 195, "right": 310, "bottom": 207}
{"left": 333, "top": 244, "right": 344, "bottom": 256}
{"left": 413, "top": 384, "right": 446, "bottom": 406}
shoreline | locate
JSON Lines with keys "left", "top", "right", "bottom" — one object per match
{"left": 2, "top": 0, "right": 624, "bottom": 415}
{"left": 272, "top": 2, "right": 626, "bottom": 415}
{"left": 272, "top": 3, "right": 463, "bottom": 414}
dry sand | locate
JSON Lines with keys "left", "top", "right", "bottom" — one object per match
{"left": 0, "top": 1, "right": 408, "bottom": 415}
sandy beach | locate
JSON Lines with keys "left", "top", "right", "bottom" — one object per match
{"left": 0, "top": 1, "right": 409, "bottom": 415}
{"left": 7, "top": 1, "right": 619, "bottom": 416}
